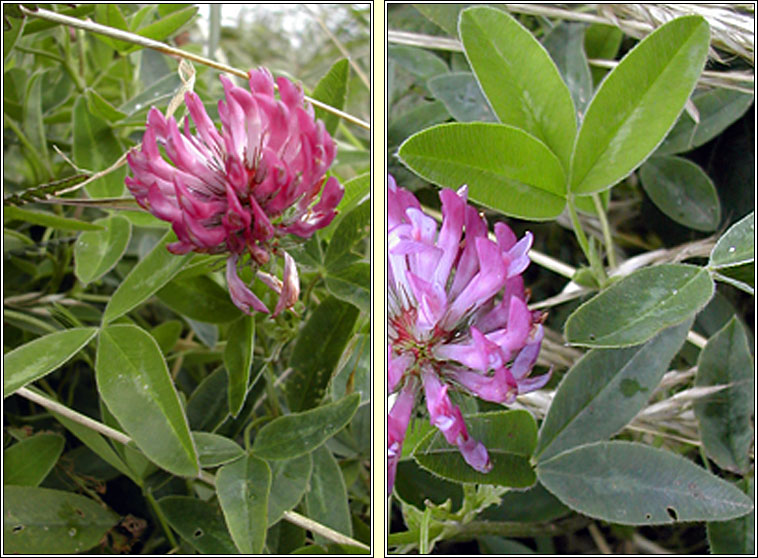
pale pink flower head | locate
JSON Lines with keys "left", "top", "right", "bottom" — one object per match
{"left": 387, "top": 175, "right": 550, "bottom": 494}
{"left": 126, "top": 67, "right": 343, "bottom": 315}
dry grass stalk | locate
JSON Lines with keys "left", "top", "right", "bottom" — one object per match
{"left": 388, "top": 3, "right": 755, "bottom": 91}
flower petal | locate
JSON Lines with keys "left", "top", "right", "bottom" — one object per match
{"left": 226, "top": 255, "right": 269, "bottom": 314}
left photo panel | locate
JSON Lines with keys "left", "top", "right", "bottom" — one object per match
{"left": 3, "top": 3, "right": 372, "bottom": 555}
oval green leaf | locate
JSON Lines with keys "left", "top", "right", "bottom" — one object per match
{"left": 305, "top": 445, "right": 353, "bottom": 544}
{"left": 127, "top": 6, "right": 198, "bottom": 52}
{"left": 336, "top": 172, "right": 370, "bottom": 217}
{"left": 325, "top": 199, "right": 370, "bottom": 270}
{"left": 159, "top": 496, "right": 238, "bottom": 554}
{"left": 388, "top": 100, "right": 450, "bottom": 149}
{"left": 3, "top": 16, "right": 25, "bottom": 64}
{"left": 639, "top": 156, "right": 720, "bottom": 231}
{"left": 480, "top": 482, "right": 569, "bottom": 524}
{"left": 151, "top": 320, "right": 183, "bottom": 354}
{"left": 216, "top": 455, "right": 271, "bottom": 554}
{"left": 398, "top": 122, "right": 567, "bottom": 220}
{"left": 24, "top": 71, "right": 51, "bottom": 177}
{"left": 4, "top": 327, "right": 98, "bottom": 396}
{"left": 330, "top": 333, "right": 370, "bottom": 404}
{"left": 710, "top": 211, "right": 754, "bottom": 270}
{"left": 193, "top": 432, "right": 244, "bottom": 468}
{"left": 156, "top": 274, "right": 240, "bottom": 323}
{"left": 103, "top": 229, "right": 192, "bottom": 323}
{"left": 96, "top": 324, "right": 199, "bottom": 477}
{"left": 414, "top": 4, "right": 464, "bottom": 36}
{"left": 268, "top": 453, "right": 313, "bottom": 526}
{"left": 707, "top": 478, "right": 754, "bottom": 555}
{"left": 536, "top": 319, "right": 692, "bottom": 462}
{"left": 85, "top": 88, "right": 127, "bottom": 122}
{"left": 584, "top": 23, "right": 623, "bottom": 86}
{"left": 695, "top": 318, "right": 754, "bottom": 473}
{"left": 537, "top": 441, "right": 754, "bottom": 524}
{"left": 571, "top": 16, "right": 710, "bottom": 194}
{"left": 187, "top": 367, "right": 230, "bottom": 432}
{"left": 325, "top": 262, "right": 370, "bottom": 314}
{"left": 414, "top": 410, "right": 537, "bottom": 488}
{"left": 312, "top": 58, "right": 349, "bottom": 137}
{"left": 388, "top": 45, "right": 448, "bottom": 82}
{"left": 4, "top": 433, "right": 65, "bottom": 486}
{"left": 224, "top": 315, "right": 255, "bottom": 417}
{"left": 543, "top": 21, "right": 593, "bottom": 118}
{"left": 74, "top": 215, "right": 132, "bottom": 284}
{"left": 657, "top": 88, "right": 754, "bottom": 156}
{"left": 72, "top": 96, "right": 125, "bottom": 198}
{"left": 565, "top": 264, "right": 714, "bottom": 347}
{"left": 252, "top": 393, "right": 360, "bottom": 460}
{"left": 459, "top": 6, "right": 577, "bottom": 169}
{"left": 4, "top": 486, "right": 119, "bottom": 554}
{"left": 284, "top": 296, "right": 359, "bottom": 412}
{"left": 428, "top": 72, "right": 496, "bottom": 123}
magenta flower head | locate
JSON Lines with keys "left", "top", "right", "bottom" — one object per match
{"left": 387, "top": 175, "right": 550, "bottom": 495}
{"left": 126, "top": 67, "right": 343, "bottom": 315}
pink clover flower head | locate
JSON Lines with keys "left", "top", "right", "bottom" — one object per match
{"left": 126, "top": 67, "right": 343, "bottom": 315}
{"left": 387, "top": 175, "right": 550, "bottom": 494}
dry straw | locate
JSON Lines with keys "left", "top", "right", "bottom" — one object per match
{"left": 388, "top": 3, "right": 755, "bottom": 93}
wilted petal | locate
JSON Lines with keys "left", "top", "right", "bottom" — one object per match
{"left": 458, "top": 435, "right": 492, "bottom": 473}
{"left": 226, "top": 255, "right": 269, "bottom": 314}
{"left": 273, "top": 251, "right": 299, "bottom": 316}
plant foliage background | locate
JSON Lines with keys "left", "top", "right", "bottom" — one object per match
{"left": 3, "top": 4, "right": 370, "bottom": 554}
{"left": 387, "top": 4, "right": 754, "bottom": 555}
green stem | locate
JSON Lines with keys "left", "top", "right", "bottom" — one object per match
{"left": 242, "top": 415, "right": 272, "bottom": 452}
{"left": 454, "top": 515, "right": 589, "bottom": 541}
{"left": 145, "top": 489, "right": 179, "bottom": 549}
{"left": 262, "top": 364, "right": 281, "bottom": 418}
{"left": 567, "top": 196, "right": 593, "bottom": 265}
{"left": 592, "top": 193, "right": 616, "bottom": 269}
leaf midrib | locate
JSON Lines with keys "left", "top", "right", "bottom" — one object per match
{"left": 402, "top": 148, "right": 564, "bottom": 200}
{"left": 570, "top": 266, "right": 707, "bottom": 346}
{"left": 536, "top": 345, "right": 646, "bottom": 459}
{"left": 101, "top": 327, "right": 195, "bottom": 468}
{"left": 571, "top": 22, "right": 703, "bottom": 192}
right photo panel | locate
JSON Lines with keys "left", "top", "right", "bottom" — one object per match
{"left": 386, "top": 3, "right": 755, "bottom": 555}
